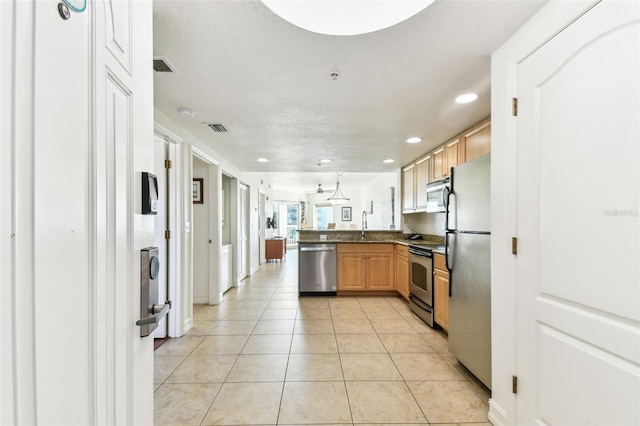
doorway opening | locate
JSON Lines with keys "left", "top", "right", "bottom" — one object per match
{"left": 273, "top": 201, "right": 300, "bottom": 247}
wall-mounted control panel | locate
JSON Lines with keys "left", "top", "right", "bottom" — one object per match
{"left": 136, "top": 247, "right": 170, "bottom": 337}
{"left": 142, "top": 172, "right": 159, "bottom": 215}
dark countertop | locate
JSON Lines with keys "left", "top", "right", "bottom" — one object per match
{"left": 298, "top": 239, "right": 446, "bottom": 255}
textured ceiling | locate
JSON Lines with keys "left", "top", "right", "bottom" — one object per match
{"left": 153, "top": 0, "right": 545, "bottom": 186}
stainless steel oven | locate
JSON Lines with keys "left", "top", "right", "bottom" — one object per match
{"left": 408, "top": 245, "right": 434, "bottom": 327}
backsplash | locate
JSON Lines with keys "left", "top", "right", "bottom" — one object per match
{"left": 402, "top": 212, "right": 446, "bottom": 237}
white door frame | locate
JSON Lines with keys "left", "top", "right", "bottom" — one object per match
{"left": 259, "top": 191, "right": 266, "bottom": 264}
{"left": 153, "top": 124, "right": 183, "bottom": 337}
{"left": 192, "top": 147, "right": 222, "bottom": 305}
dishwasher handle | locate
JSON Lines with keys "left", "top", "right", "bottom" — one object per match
{"left": 300, "top": 246, "right": 336, "bottom": 252}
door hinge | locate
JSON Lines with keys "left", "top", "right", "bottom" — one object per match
{"left": 512, "top": 97, "right": 518, "bottom": 116}
{"left": 164, "top": 159, "right": 172, "bottom": 169}
{"left": 512, "top": 375, "right": 518, "bottom": 394}
{"left": 512, "top": 237, "right": 518, "bottom": 255}
{"left": 165, "top": 230, "right": 171, "bottom": 240}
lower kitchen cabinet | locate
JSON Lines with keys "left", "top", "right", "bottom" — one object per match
{"left": 337, "top": 244, "right": 394, "bottom": 291}
{"left": 433, "top": 253, "right": 450, "bottom": 331}
{"left": 395, "top": 245, "right": 409, "bottom": 300}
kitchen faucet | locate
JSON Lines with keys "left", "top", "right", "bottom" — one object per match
{"left": 361, "top": 210, "right": 368, "bottom": 240}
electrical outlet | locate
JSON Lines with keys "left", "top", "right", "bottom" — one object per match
{"left": 319, "top": 234, "right": 327, "bottom": 241}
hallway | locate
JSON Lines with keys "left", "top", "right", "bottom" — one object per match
{"left": 153, "top": 251, "right": 491, "bottom": 425}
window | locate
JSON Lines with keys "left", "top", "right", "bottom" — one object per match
{"left": 315, "top": 205, "right": 333, "bottom": 230}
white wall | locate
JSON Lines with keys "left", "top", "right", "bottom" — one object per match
{"left": 402, "top": 212, "right": 446, "bottom": 236}
{"left": 192, "top": 158, "right": 209, "bottom": 303}
{"left": 359, "top": 173, "right": 398, "bottom": 229}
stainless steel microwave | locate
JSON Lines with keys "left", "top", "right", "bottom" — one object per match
{"left": 425, "top": 178, "right": 449, "bottom": 213}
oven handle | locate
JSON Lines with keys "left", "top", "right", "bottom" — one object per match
{"left": 409, "top": 294, "right": 432, "bottom": 313}
{"left": 408, "top": 248, "right": 433, "bottom": 257}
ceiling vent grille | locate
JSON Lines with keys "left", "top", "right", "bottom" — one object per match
{"left": 153, "top": 56, "right": 176, "bottom": 73}
{"left": 207, "top": 123, "right": 228, "bottom": 133}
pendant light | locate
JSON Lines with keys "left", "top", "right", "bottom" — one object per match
{"left": 327, "top": 173, "right": 350, "bottom": 205}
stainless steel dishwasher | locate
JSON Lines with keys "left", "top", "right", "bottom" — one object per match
{"left": 298, "top": 243, "right": 337, "bottom": 295}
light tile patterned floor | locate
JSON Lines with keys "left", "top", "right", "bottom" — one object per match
{"left": 154, "top": 250, "right": 491, "bottom": 425}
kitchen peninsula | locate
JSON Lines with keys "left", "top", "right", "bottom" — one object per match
{"left": 297, "top": 229, "right": 443, "bottom": 245}
{"left": 297, "top": 229, "right": 445, "bottom": 301}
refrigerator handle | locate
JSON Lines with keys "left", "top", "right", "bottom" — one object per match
{"left": 444, "top": 189, "right": 456, "bottom": 232}
{"left": 445, "top": 231, "right": 454, "bottom": 297}
{"left": 443, "top": 185, "right": 450, "bottom": 230}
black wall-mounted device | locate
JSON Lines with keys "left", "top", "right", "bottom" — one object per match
{"left": 142, "top": 172, "right": 159, "bottom": 215}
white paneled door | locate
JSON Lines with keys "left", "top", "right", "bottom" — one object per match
{"left": 515, "top": 1, "right": 639, "bottom": 424}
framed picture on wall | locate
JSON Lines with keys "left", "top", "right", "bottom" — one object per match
{"left": 193, "top": 178, "right": 203, "bottom": 204}
{"left": 342, "top": 206, "right": 352, "bottom": 221}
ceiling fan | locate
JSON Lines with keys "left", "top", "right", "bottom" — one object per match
{"left": 304, "top": 183, "right": 334, "bottom": 194}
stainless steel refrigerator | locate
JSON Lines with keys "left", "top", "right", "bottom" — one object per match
{"left": 445, "top": 154, "right": 491, "bottom": 389}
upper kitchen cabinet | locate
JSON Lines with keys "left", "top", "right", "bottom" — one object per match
{"left": 461, "top": 118, "right": 491, "bottom": 163}
{"left": 403, "top": 155, "right": 431, "bottom": 213}
{"left": 431, "top": 145, "right": 446, "bottom": 181}
{"left": 432, "top": 135, "right": 460, "bottom": 180}
{"left": 402, "top": 164, "right": 416, "bottom": 213}
{"left": 444, "top": 135, "right": 461, "bottom": 176}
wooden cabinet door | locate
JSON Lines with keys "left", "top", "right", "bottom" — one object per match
{"left": 366, "top": 253, "right": 395, "bottom": 291}
{"left": 431, "top": 146, "right": 446, "bottom": 181}
{"left": 414, "top": 156, "right": 430, "bottom": 211}
{"left": 444, "top": 136, "right": 461, "bottom": 176}
{"left": 462, "top": 118, "right": 491, "bottom": 163}
{"left": 402, "top": 164, "right": 415, "bottom": 213}
{"left": 434, "top": 268, "right": 449, "bottom": 331}
{"left": 395, "top": 254, "right": 409, "bottom": 299}
{"left": 337, "top": 253, "right": 366, "bottom": 291}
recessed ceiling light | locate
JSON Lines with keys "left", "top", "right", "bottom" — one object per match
{"left": 257, "top": 158, "right": 269, "bottom": 163}
{"left": 406, "top": 137, "right": 422, "bottom": 144}
{"left": 382, "top": 159, "right": 395, "bottom": 164}
{"left": 320, "top": 159, "right": 332, "bottom": 163}
{"left": 455, "top": 93, "right": 478, "bottom": 104}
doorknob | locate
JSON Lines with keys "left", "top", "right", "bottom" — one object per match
{"left": 136, "top": 301, "right": 171, "bottom": 326}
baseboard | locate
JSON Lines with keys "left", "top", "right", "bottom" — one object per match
{"left": 250, "top": 265, "right": 259, "bottom": 275}
{"left": 193, "top": 295, "right": 208, "bottom": 304}
{"left": 182, "top": 317, "right": 192, "bottom": 336}
{"left": 488, "top": 398, "right": 507, "bottom": 426}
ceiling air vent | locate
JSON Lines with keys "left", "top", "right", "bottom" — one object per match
{"left": 207, "top": 123, "right": 228, "bottom": 133}
{"left": 153, "top": 56, "right": 176, "bottom": 73}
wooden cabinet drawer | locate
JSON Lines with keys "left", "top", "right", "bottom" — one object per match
{"left": 434, "top": 253, "right": 447, "bottom": 271}
{"left": 338, "top": 243, "right": 394, "bottom": 254}
{"left": 395, "top": 244, "right": 409, "bottom": 257}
